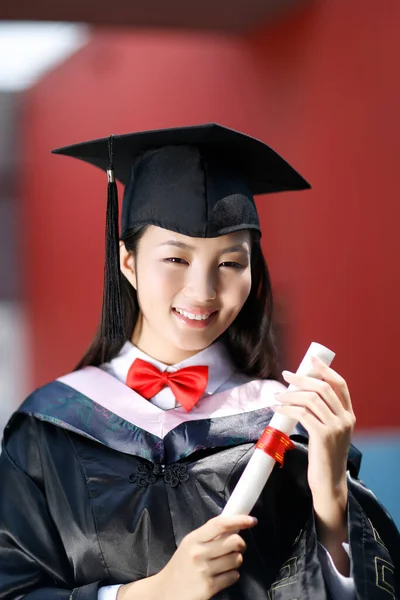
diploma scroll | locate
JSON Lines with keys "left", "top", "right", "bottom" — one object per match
{"left": 222, "top": 342, "right": 335, "bottom": 516}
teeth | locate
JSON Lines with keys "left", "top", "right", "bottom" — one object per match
{"left": 175, "top": 308, "right": 212, "bottom": 321}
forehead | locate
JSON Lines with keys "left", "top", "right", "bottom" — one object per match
{"left": 143, "top": 226, "right": 251, "bottom": 250}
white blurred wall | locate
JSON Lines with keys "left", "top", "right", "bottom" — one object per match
{"left": 0, "top": 92, "right": 28, "bottom": 437}
{"left": 0, "top": 303, "right": 29, "bottom": 433}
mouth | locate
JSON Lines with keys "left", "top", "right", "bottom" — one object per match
{"left": 172, "top": 307, "right": 218, "bottom": 328}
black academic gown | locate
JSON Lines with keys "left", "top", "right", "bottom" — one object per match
{"left": 0, "top": 375, "right": 399, "bottom": 600}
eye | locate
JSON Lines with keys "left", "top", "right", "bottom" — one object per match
{"left": 164, "top": 257, "right": 188, "bottom": 265}
{"left": 219, "top": 261, "right": 245, "bottom": 269}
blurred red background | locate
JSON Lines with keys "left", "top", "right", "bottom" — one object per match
{"left": 20, "top": 0, "right": 400, "bottom": 433}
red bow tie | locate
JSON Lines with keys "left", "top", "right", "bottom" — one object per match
{"left": 126, "top": 358, "right": 209, "bottom": 412}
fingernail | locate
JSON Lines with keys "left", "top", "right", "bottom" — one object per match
{"left": 249, "top": 516, "right": 258, "bottom": 525}
{"left": 271, "top": 404, "right": 282, "bottom": 410}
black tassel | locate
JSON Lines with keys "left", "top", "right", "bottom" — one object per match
{"left": 100, "top": 136, "right": 125, "bottom": 343}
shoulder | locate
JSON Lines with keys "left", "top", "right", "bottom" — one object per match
{"left": 15, "top": 366, "right": 104, "bottom": 422}
{"left": 3, "top": 371, "right": 84, "bottom": 457}
{"left": 2, "top": 378, "right": 87, "bottom": 481}
{"left": 1, "top": 409, "right": 50, "bottom": 485}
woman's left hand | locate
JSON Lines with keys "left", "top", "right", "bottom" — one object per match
{"left": 273, "top": 355, "right": 356, "bottom": 520}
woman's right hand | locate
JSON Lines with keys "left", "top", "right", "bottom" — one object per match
{"left": 118, "top": 514, "right": 257, "bottom": 600}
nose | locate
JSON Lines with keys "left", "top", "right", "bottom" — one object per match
{"left": 183, "top": 266, "right": 217, "bottom": 302}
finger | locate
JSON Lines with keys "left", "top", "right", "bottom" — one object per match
{"left": 272, "top": 403, "right": 326, "bottom": 433}
{"left": 276, "top": 391, "right": 335, "bottom": 424}
{"left": 208, "top": 552, "right": 243, "bottom": 576}
{"left": 273, "top": 402, "right": 355, "bottom": 441}
{"left": 197, "top": 515, "right": 257, "bottom": 543}
{"left": 211, "top": 570, "right": 241, "bottom": 595}
{"left": 207, "top": 533, "right": 246, "bottom": 559}
{"left": 281, "top": 371, "right": 344, "bottom": 416}
{"left": 310, "top": 356, "right": 353, "bottom": 412}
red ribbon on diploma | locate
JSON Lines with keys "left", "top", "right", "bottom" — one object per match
{"left": 255, "top": 426, "right": 295, "bottom": 466}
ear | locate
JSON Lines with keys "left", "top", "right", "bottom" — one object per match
{"left": 120, "top": 241, "right": 137, "bottom": 290}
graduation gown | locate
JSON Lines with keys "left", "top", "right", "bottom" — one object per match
{"left": 0, "top": 366, "right": 399, "bottom": 600}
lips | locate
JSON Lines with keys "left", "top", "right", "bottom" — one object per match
{"left": 174, "top": 307, "right": 215, "bottom": 321}
{"left": 172, "top": 307, "right": 218, "bottom": 328}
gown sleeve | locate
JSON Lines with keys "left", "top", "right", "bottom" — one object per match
{"left": 0, "top": 416, "right": 101, "bottom": 600}
{"left": 266, "top": 439, "right": 400, "bottom": 599}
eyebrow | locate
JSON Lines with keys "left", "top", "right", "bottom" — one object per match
{"left": 158, "top": 240, "right": 249, "bottom": 254}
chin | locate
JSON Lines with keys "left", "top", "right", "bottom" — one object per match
{"left": 172, "top": 332, "right": 218, "bottom": 354}
{"left": 175, "top": 339, "right": 210, "bottom": 353}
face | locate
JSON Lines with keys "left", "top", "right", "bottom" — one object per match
{"left": 120, "top": 226, "right": 252, "bottom": 364}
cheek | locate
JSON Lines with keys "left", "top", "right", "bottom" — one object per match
{"left": 238, "top": 269, "right": 252, "bottom": 298}
{"left": 221, "top": 271, "right": 252, "bottom": 313}
{"left": 137, "top": 265, "right": 182, "bottom": 309}
{"left": 240, "top": 273, "right": 252, "bottom": 303}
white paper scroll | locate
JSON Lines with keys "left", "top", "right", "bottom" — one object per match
{"left": 222, "top": 342, "right": 335, "bottom": 516}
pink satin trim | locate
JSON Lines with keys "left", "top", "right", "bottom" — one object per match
{"left": 57, "top": 367, "right": 283, "bottom": 438}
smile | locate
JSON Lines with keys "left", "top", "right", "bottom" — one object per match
{"left": 174, "top": 308, "right": 213, "bottom": 321}
{"left": 172, "top": 307, "right": 218, "bottom": 328}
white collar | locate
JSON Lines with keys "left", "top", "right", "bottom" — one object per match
{"left": 100, "top": 340, "right": 235, "bottom": 409}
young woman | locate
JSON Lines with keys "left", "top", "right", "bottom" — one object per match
{"left": 0, "top": 124, "right": 398, "bottom": 600}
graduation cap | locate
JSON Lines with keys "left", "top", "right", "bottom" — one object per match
{"left": 52, "top": 123, "right": 310, "bottom": 344}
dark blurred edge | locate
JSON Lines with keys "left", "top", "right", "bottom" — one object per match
{"left": 1, "top": 0, "right": 307, "bottom": 32}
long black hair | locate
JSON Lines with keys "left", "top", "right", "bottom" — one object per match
{"left": 76, "top": 225, "right": 279, "bottom": 379}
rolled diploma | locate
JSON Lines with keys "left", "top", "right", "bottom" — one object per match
{"left": 222, "top": 342, "right": 335, "bottom": 516}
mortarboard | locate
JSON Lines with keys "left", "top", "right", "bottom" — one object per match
{"left": 52, "top": 123, "right": 310, "bottom": 237}
{"left": 52, "top": 123, "right": 310, "bottom": 344}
